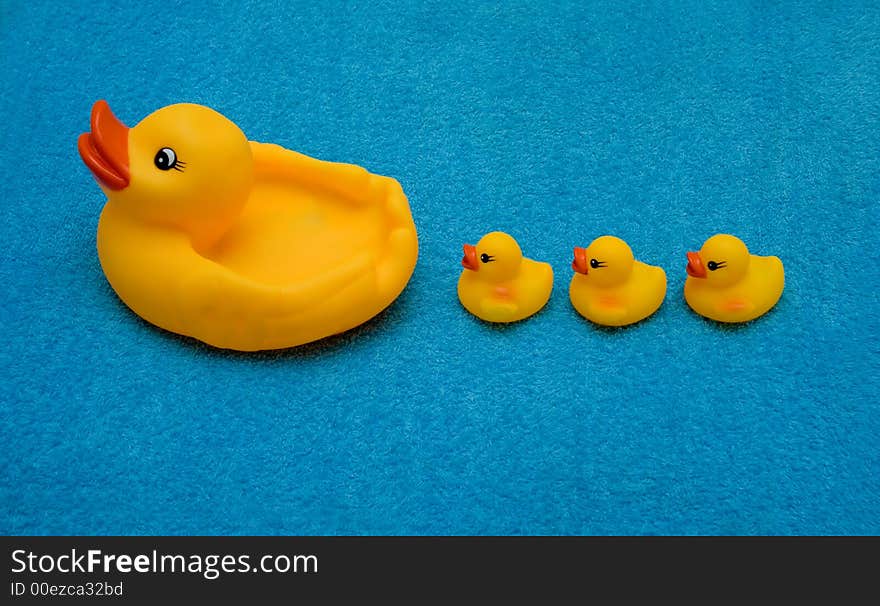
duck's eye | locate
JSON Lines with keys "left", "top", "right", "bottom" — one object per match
{"left": 154, "top": 147, "right": 180, "bottom": 171}
{"left": 707, "top": 261, "right": 726, "bottom": 271}
{"left": 480, "top": 253, "right": 494, "bottom": 263}
{"left": 590, "top": 258, "right": 600, "bottom": 269}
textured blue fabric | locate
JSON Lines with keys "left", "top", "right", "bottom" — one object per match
{"left": 1, "top": 1, "right": 878, "bottom": 535}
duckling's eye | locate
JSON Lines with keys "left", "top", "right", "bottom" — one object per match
{"left": 707, "top": 261, "right": 726, "bottom": 271}
{"left": 590, "top": 258, "right": 606, "bottom": 269}
{"left": 154, "top": 147, "right": 185, "bottom": 172}
{"left": 480, "top": 253, "right": 495, "bottom": 263}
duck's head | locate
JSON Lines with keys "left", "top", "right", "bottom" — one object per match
{"left": 461, "top": 231, "right": 523, "bottom": 281}
{"left": 78, "top": 100, "right": 253, "bottom": 248}
{"left": 572, "top": 235, "right": 634, "bottom": 286}
{"left": 686, "top": 234, "right": 749, "bottom": 286}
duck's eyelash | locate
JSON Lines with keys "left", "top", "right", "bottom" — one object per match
{"left": 595, "top": 261, "right": 607, "bottom": 267}
{"left": 172, "top": 160, "right": 186, "bottom": 172}
{"left": 715, "top": 261, "right": 727, "bottom": 268}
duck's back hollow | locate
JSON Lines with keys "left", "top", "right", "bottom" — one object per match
{"left": 200, "top": 179, "right": 387, "bottom": 285}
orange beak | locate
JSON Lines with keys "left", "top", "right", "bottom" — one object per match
{"left": 77, "top": 100, "right": 130, "bottom": 190}
{"left": 572, "top": 247, "right": 589, "bottom": 274}
{"left": 462, "top": 244, "right": 479, "bottom": 271}
{"left": 686, "top": 251, "right": 707, "bottom": 278}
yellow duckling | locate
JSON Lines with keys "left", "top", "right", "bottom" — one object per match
{"left": 78, "top": 100, "right": 418, "bottom": 351}
{"left": 458, "top": 232, "right": 553, "bottom": 323}
{"left": 569, "top": 236, "right": 667, "bottom": 326}
{"left": 684, "top": 234, "right": 784, "bottom": 323}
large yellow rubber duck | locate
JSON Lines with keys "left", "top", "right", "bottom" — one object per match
{"left": 457, "top": 231, "right": 553, "bottom": 323}
{"left": 685, "top": 234, "right": 784, "bottom": 323}
{"left": 78, "top": 100, "right": 418, "bottom": 351}
{"left": 569, "top": 235, "right": 666, "bottom": 326}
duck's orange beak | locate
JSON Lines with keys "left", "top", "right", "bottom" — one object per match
{"left": 572, "top": 247, "right": 589, "bottom": 274}
{"left": 462, "top": 244, "right": 479, "bottom": 271}
{"left": 686, "top": 251, "right": 707, "bottom": 278}
{"left": 77, "top": 100, "right": 130, "bottom": 190}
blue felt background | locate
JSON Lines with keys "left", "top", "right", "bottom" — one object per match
{"left": 1, "top": 1, "right": 878, "bottom": 535}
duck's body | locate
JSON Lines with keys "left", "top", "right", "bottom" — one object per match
{"left": 458, "top": 259, "right": 554, "bottom": 323}
{"left": 81, "top": 101, "right": 417, "bottom": 351}
{"left": 457, "top": 232, "right": 553, "bottom": 323}
{"left": 568, "top": 236, "right": 666, "bottom": 327}
{"left": 685, "top": 253, "right": 784, "bottom": 323}
{"left": 684, "top": 234, "right": 783, "bottom": 323}
{"left": 570, "top": 261, "right": 666, "bottom": 327}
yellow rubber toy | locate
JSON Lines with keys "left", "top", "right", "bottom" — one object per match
{"left": 685, "top": 234, "right": 784, "bottom": 323}
{"left": 78, "top": 100, "right": 418, "bottom": 351}
{"left": 458, "top": 231, "right": 553, "bottom": 323}
{"left": 569, "top": 235, "right": 667, "bottom": 327}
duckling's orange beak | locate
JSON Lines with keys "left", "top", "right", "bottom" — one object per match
{"left": 78, "top": 100, "right": 130, "bottom": 190}
{"left": 686, "top": 251, "right": 707, "bottom": 278}
{"left": 572, "top": 247, "right": 589, "bottom": 274}
{"left": 462, "top": 244, "right": 479, "bottom": 271}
